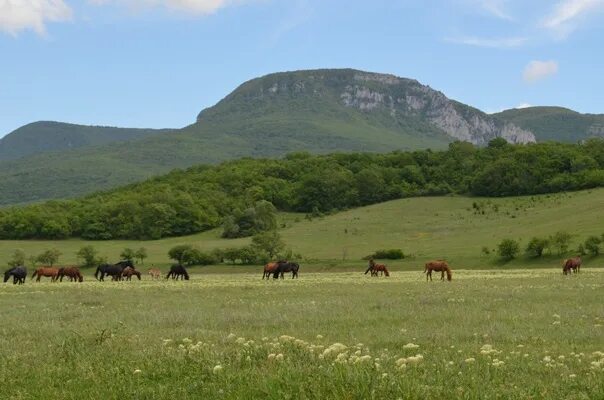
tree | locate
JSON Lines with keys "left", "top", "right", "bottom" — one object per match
{"left": 584, "top": 235, "right": 602, "bottom": 256}
{"left": 497, "top": 239, "right": 520, "bottom": 261}
{"left": 168, "top": 245, "right": 193, "bottom": 264}
{"left": 251, "top": 231, "right": 285, "bottom": 260}
{"left": 550, "top": 231, "right": 572, "bottom": 255}
{"left": 120, "top": 248, "right": 136, "bottom": 262}
{"left": 36, "top": 249, "right": 62, "bottom": 266}
{"left": 134, "top": 247, "right": 148, "bottom": 264}
{"left": 8, "top": 249, "right": 26, "bottom": 267}
{"left": 77, "top": 245, "right": 99, "bottom": 268}
{"left": 526, "top": 237, "right": 549, "bottom": 257}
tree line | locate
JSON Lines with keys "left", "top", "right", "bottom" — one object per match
{"left": 1, "top": 138, "right": 604, "bottom": 240}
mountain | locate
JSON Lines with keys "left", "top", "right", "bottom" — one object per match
{"left": 494, "top": 107, "right": 604, "bottom": 143}
{"left": 0, "top": 121, "right": 170, "bottom": 161}
{"left": 0, "top": 68, "right": 535, "bottom": 206}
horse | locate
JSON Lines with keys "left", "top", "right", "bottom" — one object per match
{"left": 122, "top": 267, "right": 141, "bottom": 281}
{"left": 364, "top": 259, "right": 390, "bottom": 277}
{"left": 31, "top": 266, "right": 60, "bottom": 282}
{"left": 148, "top": 268, "right": 161, "bottom": 279}
{"left": 57, "top": 267, "right": 83, "bottom": 282}
{"left": 4, "top": 266, "right": 27, "bottom": 285}
{"left": 263, "top": 262, "right": 280, "bottom": 279}
{"left": 563, "top": 256, "right": 582, "bottom": 275}
{"left": 95, "top": 260, "right": 134, "bottom": 281}
{"left": 424, "top": 260, "right": 452, "bottom": 281}
{"left": 166, "top": 264, "right": 189, "bottom": 280}
{"left": 272, "top": 261, "right": 300, "bottom": 279}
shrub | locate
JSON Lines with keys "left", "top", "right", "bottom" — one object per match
{"left": 550, "top": 231, "right": 572, "bottom": 255}
{"left": 497, "top": 239, "right": 520, "bottom": 261}
{"left": 525, "top": 237, "right": 549, "bottom": 257}
{"left": 364, "top": 249, "right": 405, "bottom": 260}
{"left": 584, "top": 235, "right": 602, "bottom": 256}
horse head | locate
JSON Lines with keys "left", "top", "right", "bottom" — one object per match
{"left": 3, "top": 269, "right": 12, "bottom": 283}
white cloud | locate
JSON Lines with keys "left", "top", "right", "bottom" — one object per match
{"left": 543, "top": 0, "right": 604, "bottom": 38}
{"left": 0, "top": 0, "right": 72, "bottom": 36}
{"left": 446, "top": 36, "right": 527, "bottom": 48}
{"left": 90, "top": 0, "right": 249, "bottom": 14}
{"left": 523, "top": 60, "right": 558, "bottom": 83}
{"left": 478, "top": 0, "right": 513, "bottom": 20}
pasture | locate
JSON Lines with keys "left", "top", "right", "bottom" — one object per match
{"left": 2, "top": 270, "right": 604, "bottom": 399}
{"left": 1, "top": 188, "right": 603, "bottom": 270}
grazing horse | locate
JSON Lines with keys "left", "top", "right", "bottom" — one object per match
{"left": 272, "top": 261, "right": 300, "bottom": 279}
{"left": 424, "top": 260, "right": 452, "bottom": 281}
{"left": 4, "top": 266, "right": 27, "bottom": 285}
{"left": 148, "top": 268, "right": 161, "bottom": 279}
{"left": 563, "top": 256, "right": 582, "bottom": 275}
{"left": 166, "top": 264, "right": 189, "bottom": 280}
{"left": 364, "top": 259, "right": 390, "bottom": 277}
{"left": 31, "top": 266, "right": 60, "bottom": 282}
{"left": 57, "top": 267, "right": 83, "bottom": 282}
{"left": 95, "top": 260, "right": 134, "bottom": 282}
{"left": 122, "top": 267, "right": 141, "bottom": 281}
{"left": 263, "top": 262, "right": 280, "bottom": 279}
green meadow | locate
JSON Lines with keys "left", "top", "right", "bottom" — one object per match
{"left": 1, "top": 188, "right": 603, "bottom": 272}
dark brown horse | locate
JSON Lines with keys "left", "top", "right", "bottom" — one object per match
{"left": 364, "top": 259, "right": 390, "bottom": 277}
{"left": 58, "top": 266, "right": 83, "bottom": 282}
{"left": 424, "top": 260, "right": 452, "bottom": 281}
{"left": 31, "top": 267, "right": 60, "bottom": 282}
{"left": 122, "top": 267, "right": 141, "bottom": 281}
{"left": 563, "top": 256, "right": 582, "bottom": 275}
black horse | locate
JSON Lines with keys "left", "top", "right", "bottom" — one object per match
{"left": 166, "top": 264, "right": 189, "bottom": 280}
{"left": 95, "top": 260, "right": 134, "bottom": 281}
{"left": 272, "top": 261, "right": 300, "bottom": 279}
{"left": 4, "top": 266, "right": 27, "bottom": 285}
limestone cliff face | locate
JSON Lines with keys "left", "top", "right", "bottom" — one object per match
{"left": 212, "top": 69, "right": 537, "bottom": 146}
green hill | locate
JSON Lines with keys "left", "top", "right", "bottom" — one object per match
{"left": 0, "top": 121, "right": 169, "bottom": 161}
{"left": 495, "top": 106, "right": 604, "bottom": 143}
{"left": 0, "top": 69, "right": 535, "bottom": 205}
{"left": 1, "top": 188, "right": 602, "bottom": 270}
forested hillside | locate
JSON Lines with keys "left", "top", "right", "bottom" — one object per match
{"left": 1, "top": 139, "right": 603, "bottom": 240}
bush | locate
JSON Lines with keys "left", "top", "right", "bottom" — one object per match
{"left": 584, "top": 235, "right": 602, "bottom": 256}
{"left": 550, "top": 231, "right": 572, "bottom": 255}
{"left": 184, "top": 249, "right": 219, "bottom": 266}
{"left": 364, "top": 249, "right": 405, "bottom": 260}
{"left": 525, "top": 237, "right": 549, "bottom": 257}
{"left": 497, "top": 239, "right": 520, "bottom": 261}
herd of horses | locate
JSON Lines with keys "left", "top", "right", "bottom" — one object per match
{"left": 2, "top": 255, "right": 587, "bottom": 285}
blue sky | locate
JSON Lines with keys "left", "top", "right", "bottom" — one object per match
{"left": 1, "top": 0, "right": 603, "bottom": 136}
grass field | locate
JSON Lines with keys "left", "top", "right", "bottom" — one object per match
{"left": 1, "top": 188, "right": 603, "bottom": 272}
{"left": 1, "top": 270, "right": 604, "bottom": 399}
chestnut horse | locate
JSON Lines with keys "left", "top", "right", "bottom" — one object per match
{"left": 122, "top": 267, "right": 141, "bottom": 281}
{"left": 563, "top": 256, "right": 582, "bottom": 275}
{"left": 31, "top": 267, "right": 60, "bottom": 282}
{"left": 424, "top": 260, "right": 452, "bottom": 281}
{"left": 365, "top": 259, "right": 390, "bottom": 277}
{"left": 58, "top": 266, "right": 83, "bottom": 282}
{"left": 148, "top": 268, "right": 161, "bottom": 279}
{"left": 263, "top": 262, "right": 280, "bottom": 279}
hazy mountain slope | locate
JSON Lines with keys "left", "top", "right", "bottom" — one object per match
{"left": 0, "top": 69, "right": 535, "bottom": 205}
{"left": 494, "top": 107, "right": 604, "bottom": 143}
{"left": 0, "top": 121, "right": 170, "bottom": 161}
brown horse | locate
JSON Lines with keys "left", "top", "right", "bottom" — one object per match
{"left": 58, "top": 266, "right": 83, "bottom": 282}
{"left": 122, "top": 267, "right": 141, "bottom": 281}
{"left": 563, "top": 256, "right": 582, "bottom": 275}
{"left": 148, "top": 268, "right": 161, "bottom": 279}
{"left": 424, "top": 260, "right": 452, "bottom": 281}
{"left": 365, "top": 259, "right": 390, "bottom": 277}
{"left": 31, "top": 267, "right": 60, "bottom": 282}
{"left": 263, "top": 262, "right": 280, "bottom": 279}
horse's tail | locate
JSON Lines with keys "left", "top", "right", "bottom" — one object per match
{"left": 31, "top": 270, "right": 38, "bottom": 279}
{"left": 383, "top": 267, "right": 390, "bottom": 277}
{"left": 424, "top": 263, "right": 429, "bottom": 273}
{"left": 445, "top": 267, "right": 452, "bottom": 281}
{"left": 94, "top": 266, "right": 101, "bottom": 280}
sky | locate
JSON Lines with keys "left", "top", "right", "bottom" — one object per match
{"left": 1, "top": 0, "right": 603, "bottom": 136}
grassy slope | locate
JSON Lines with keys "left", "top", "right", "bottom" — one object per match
{"left": 494, "top": 106, "right": 604, "bottom": 143}
{"left": 1, "top": 188, "right": 602, "bottom": 271}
